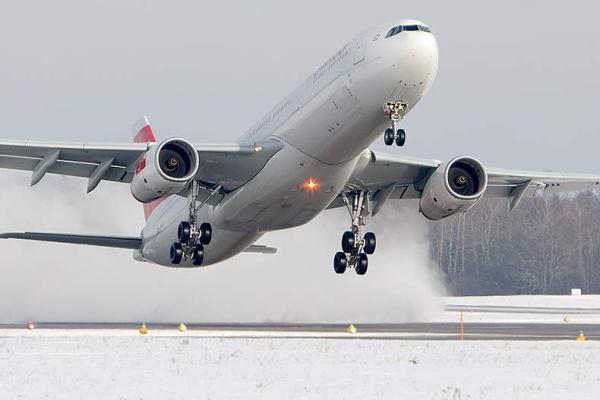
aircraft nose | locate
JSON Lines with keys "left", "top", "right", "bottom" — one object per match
{"left": 389, "top": 31, "right": 439, "bottom": 91}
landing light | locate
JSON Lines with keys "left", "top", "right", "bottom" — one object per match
{"left": 304, "top": 178, "right": 320, "bottom": 191}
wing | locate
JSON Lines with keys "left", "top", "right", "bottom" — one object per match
{"left": 330, "top": 150, "right": 600, "bottom": 214}
{"left": 0, "top": 232, "right": 277, "bottom": 254}
{"left": 0, "top": 231, "right": 277, "bottom": 254}
{"left": 0, "top": 138, "right": 283, "bottom": 192}
{"left": 0, "top": 232, "right": 142, "bottom": 249}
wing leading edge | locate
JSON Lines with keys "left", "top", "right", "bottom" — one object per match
{"left": 331, "top": 150, "right": 600, "bottom": 213}
{"left": 0, "top": 138, "right": 283, "bottom": 192}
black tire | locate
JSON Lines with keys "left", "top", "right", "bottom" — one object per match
{"left": 395, "top": 129, "right": 406, "bottom": 146}
{"left": 363, "top": 232, "right": 376, "bottom": 255}
{"left": 356, "top": 253, "right": 368, "bottom": 275}
{"left": 341, "top": 231, "right": 355, "bottom": 253}
{"left": 334, "top": 252, "right": 348, "bottom": 274}
{"left": 170, "top": 242, "right": 183, "bottom": 264}
{"left": 199, "top": 223, "right": 212, "bottom": 245}
{"left": 192, "top": 244, "right": 204, "bottom": 266}
{"left": 177, "top": 221, "right": 191, "bottom": 244}
{"left": 384, "top": 128, "right": 395, "bottom": 146}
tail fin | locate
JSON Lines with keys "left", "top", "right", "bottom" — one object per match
{"left": 132, "top": 116, "right": 165, "bottom": 220}
{"left": 132, "top": 116, "right": 156, "bottom": 143}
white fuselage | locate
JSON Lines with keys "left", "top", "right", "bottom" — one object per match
{"left": 138, "top": 19, "right": 439, "bottom": 267}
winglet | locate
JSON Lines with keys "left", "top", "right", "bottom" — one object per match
{"left": 132, "top": 116, "right": 156, "bottom": 143}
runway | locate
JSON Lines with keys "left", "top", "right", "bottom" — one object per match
{"left": 1, "top": 322, "right": 598, "bottom": 340}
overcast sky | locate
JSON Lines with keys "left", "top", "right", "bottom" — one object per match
{"left": 0, "top": 1, "right": 598, "bottom": 322}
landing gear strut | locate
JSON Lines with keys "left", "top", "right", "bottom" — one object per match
{"left": 170, "top": 180, "right": 220, "bottom": 266}
{"left": 383, "top": 101, "right": 407, "bottom": 146}
{"left": 333, "top": 190, "right": 377, "bottom": 275}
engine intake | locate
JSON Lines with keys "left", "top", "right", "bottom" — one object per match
{"left": 419, "top": 156, "right": 487, "bottom": 220}
{"left": 131, "top": 138, "right": 199, "bottom": 203}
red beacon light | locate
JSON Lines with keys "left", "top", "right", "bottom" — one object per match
{"left": 303, "top": 178, "right": 320, "bottom": 192}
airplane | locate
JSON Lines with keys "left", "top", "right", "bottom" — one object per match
{"left": 1, "top": 19, "right": 599, "bottom": 275}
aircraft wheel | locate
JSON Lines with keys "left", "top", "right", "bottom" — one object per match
{"left": 199, "top": 223, "right": 212, "bottom": 245}
{"left": 192, "top": 243, "right": 204, "bottom": 266}
{"left": 355, "top": 253, "right": 368, "bottom": 275}
{"left": 177, "top": 221, "right": 191, "bottom": 244}
{"left": 363, "top": 232, "right": 376, "bottom": 255}
{"left": 341, "top": 231, "right": 355, "bottom": 253}
{"left": 170, "top": 242, "right": 183, "bottom": 264}
{"left": 395, "top": 129, "right": 406, "bottom": 146}
{"left": 334, "top": 252, "right": 348, "bottom": 274}
{"left": 384, "top": 128, "right": 395, "bottom": 146}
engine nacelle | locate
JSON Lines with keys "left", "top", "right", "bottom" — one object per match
{"left": 419, "top": 156, "right": 488, "bottom": 220}
{"left": 130, "top": 138, "right": 199, "bottom": 203}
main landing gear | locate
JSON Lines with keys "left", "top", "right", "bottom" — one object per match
{"left": 383, "top": 101, "right": 407, "bottom": 147}
{"left": 170, "top": 181, "right": 219, "bottom": 266}
{"left": 333, "top": 190, "right": 377, "bottom": 276}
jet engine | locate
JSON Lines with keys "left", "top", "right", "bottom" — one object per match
{"left": 130, "top": 138, "right": 199, "bottom": 203}
{"left": 419, "top": 156, "right": 488, "bottom": 220}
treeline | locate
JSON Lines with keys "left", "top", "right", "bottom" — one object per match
{"left": 427, "top": 191, "right": 600, "bottom": 295}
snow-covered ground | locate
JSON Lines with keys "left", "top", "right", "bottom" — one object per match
{"left": 1, "top": 332, "right": 600, "bottom": 399}
{"left": 3, "top": 295, "right": 600, "bottom": 399}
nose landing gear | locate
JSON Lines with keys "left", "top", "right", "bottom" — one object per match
{"left": 170, "top": 181, "right": 220, "bottom": 266}
{"left": 333, "top": 190, "right": 377, "bottom": 275}
{"left": 383, "top": 102, "right": 407, "bottom": 147}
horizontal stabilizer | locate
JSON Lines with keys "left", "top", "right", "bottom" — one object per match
{"left": 243, "top": 244, "right": 277, "bottom": 254}
{"left": 0, "top": 232, "right": 142, "bottom": 250}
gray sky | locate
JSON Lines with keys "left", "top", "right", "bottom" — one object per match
{"left": 1, "top": 0, "right": 599, "bottom": 170}
{"left": 0, "top": 0, "right": 598, "bottom": 322}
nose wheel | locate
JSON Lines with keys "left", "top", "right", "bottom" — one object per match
{"left": 383, "top": 102, "right": 407, "bottom": 146}
{"left": 333, "top": 190, "right": 377, "bottom": 275}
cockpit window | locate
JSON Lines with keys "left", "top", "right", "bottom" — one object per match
{"left": 385, "top": 24, "right": 431, "bottom": 38}
{"left": 385, "top": 26, "right": 401, "bottom": 38}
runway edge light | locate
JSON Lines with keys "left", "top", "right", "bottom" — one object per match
{"left": 577, "top": 331, "right": 586, "bottom": 341}
{"left": 178, "top": 323, "right": 187, "bottom": 332}
{"left": 139, "top": 322, "right": 149, "bottom": 335}
{"left": 347, "top": 324, "right": 357, "bottom": 334}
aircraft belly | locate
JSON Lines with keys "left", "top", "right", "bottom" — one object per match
{"left": 140, "top": 198, "right": 263, "bottom": 267}
{"left": 213, "top": 144, "right": 358, "bottom": 232}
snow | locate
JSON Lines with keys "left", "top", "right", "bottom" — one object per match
{"left": 2, "top": 331, "right": 600, "bottom": 399}
{"left": 3, "top": 295, "right": 600, "bottom": 398}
